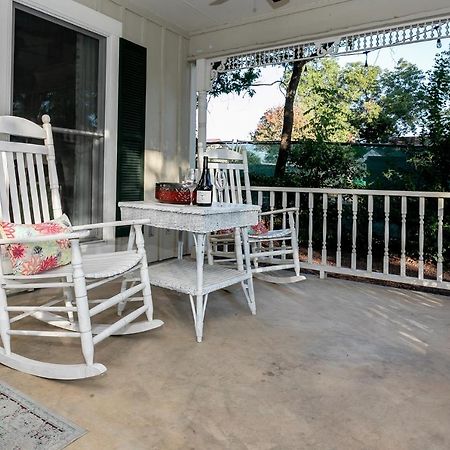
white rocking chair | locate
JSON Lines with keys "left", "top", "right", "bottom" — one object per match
{"left": 0, "top": 115, "right": 163, "bottom": 380}
{"left": 206, "top": 147, "right": 306, "bottom": 284}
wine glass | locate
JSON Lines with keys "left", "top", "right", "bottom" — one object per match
{"left": 214, "top": 170, "right": 227, "bottom": 204}
{"left": 182, "top": 168, "right": 197, "bottom": 205}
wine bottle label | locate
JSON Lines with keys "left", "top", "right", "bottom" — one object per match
{"left": 196, "top": 190, "right": 212, "bottom": 204}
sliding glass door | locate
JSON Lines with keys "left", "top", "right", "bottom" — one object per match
{"left": 13, "top": 6, "right": 106, "bottom": 228}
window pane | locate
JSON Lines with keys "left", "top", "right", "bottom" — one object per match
{"left": 13, "top": 7, "right": 105, "bottom": 227}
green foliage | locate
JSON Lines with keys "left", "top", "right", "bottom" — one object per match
{"left": 245, "top": 149, "right": 263, "bottom": 165}
{"left": 380, "top": 60, "right": 425, "bottom": 137}
{"left": 296, "top": 58, "right": 381, "bottom": 142}
{"left": 419, "top": 50, "right": 450, "bottom": 191}
{"left": 254, "top": 58, "right": 425, "bottom": 146}
{"left": 357, "top": 59, "right": 425, "bottom": 142}
{"left": 248, "top": 140, "right": 366, "bottom": 188}
{"left": 251, "top": 105, "right": 309, "bottom": 141}
{"left": 287, "top": 140, "right": 366, "bottom": 188}
{"left": 212, "top": 51, "right": 449, "bottom": 192}
{"left": 209, "top": 68, "right": 261, "bottom": 98}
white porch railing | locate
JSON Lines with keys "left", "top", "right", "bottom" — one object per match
{"left": 249, "top": 187, "right": 450, "bottom": 291}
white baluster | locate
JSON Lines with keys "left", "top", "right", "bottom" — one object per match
{"left": 308, "top": 193, "right": 314, "bottom": 264}
{"left": 269, "top": 190, "right": 275, "bottom": 230}
{"left": 418, "top": 197, "right": 425, "bottom": 280}
{"left": 351, "top": 194, "right": 358, "bottom": 270}
{"left": 322, "top": 193, "right": 328, "bottom": 266}
{"left": 257, "top": 190, "right": 263, "bottom": 208}
{"left": 295, "top": 192, "right": 300, "bottom": 243}
{"left": 336, "top": 194, "right": 342, "bottom": 268}
{"left": 383, "top": 196, "right": 390, "bottom": 274}
{"left": 437, "top": 198, "right": 444, "bottom": 283}
{"left": 282, "top": 191, "right": 287, "bottom": 260}
{"left": 282, "top": 191, "right": 287, "bottom": 229}
{"left": 400, "top": 196, "right": 407, "bottom": 278}
{"left": 367, "top": 195, "right": 373, "bottom": 272}
{"left": 269, "top": 190, "right": 275, "bottom": 256}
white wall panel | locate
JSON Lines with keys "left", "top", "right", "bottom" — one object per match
{"left": 99, "top": 0, "right": 124, "bottom": 22}
{"left": 162, "top": 30, "right": 180, "bottom": 179}
{"left": 123, "top": 8, "right": 143, "bottom": 43}
{"left": 178, "top": 37, "right": 191, "bottom": 168}
{"left": 74, "top": 0, "right": 191, "bottom": 259}
{"left": 71, "top": 0, "right": 96, "bottom": 8}
{"left": 144, "top": 21, "right": 163, "bottom": 152}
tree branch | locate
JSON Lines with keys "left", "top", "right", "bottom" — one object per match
{"left": 251, "top": 80, "right": 285, "bottom": 88}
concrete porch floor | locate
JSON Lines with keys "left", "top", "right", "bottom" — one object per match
{"left": 1, "top": 275, "right": 450, "bottom": 450}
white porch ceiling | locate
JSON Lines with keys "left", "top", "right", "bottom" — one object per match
{"left": 128, "top": 0, "right": 325, "bottom": 35}
{"left": 128, "top": 0, "right": 450, "bottom": 59}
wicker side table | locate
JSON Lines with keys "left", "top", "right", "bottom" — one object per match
{"left": 119, "top": 201, "right": 260, "bottom": 342}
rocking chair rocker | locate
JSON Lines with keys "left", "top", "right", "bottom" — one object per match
{"left": 0, "top": 115, "right": 162, "bottom": 380}
{"left": 206, "top": 146, "right": 306, "bottom": 284}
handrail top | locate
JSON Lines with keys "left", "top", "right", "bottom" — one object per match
{"left": 249, "top": 186, "right": 450, "bottom": 198}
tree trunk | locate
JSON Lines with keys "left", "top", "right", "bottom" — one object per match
{"left": 274, "top": 60, "right": 307, "bottom": 178}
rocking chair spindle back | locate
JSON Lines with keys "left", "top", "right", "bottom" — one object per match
{"left": 0, "top": 115, "right": 60, "bottom": 224}
{"left": 206, "top": 145, "right": 305, "bottom": 284}
{"left": 0, "top": 115, "right": 163, "bottom": 380}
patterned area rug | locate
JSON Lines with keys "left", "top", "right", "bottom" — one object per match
{"left": 0, "top": 382, "right": 86, "bottom": 450}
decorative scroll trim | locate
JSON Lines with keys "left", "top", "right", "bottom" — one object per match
{"left": 212, "top": 16, "right": 450, "bottom": 76}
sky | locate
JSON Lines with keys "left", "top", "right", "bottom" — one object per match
{"left": 206, "top": 38, "right": 450, "bottom": 141}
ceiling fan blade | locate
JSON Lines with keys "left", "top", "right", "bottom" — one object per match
{"left": 210, "top": 0, "right": 229, "bottom": 5}
{"left": 268, "top": 0, "right": 290, "bottom": 7}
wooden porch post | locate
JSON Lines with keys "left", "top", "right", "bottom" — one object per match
{"left": 196, "top": 58, "right": 211, "bottom": 170}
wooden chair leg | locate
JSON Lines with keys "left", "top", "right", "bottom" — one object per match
{"left": 251, "top": 242, "right": 259, "bottom": 269}
{"left": 206, "top": 233, "right": 214, "bottom": 265}
{"left": 289, "top": 211, "right": 301, "bottom": 277}
{"left": 71, "top": 240, "right": 95, "bottom": 366}
{"left": 135, "top": 225, "right": 154, "bottom": 321}
{"left": 118, "top": 226, "right": 137, "bottom": 316}
{"left": 0, "top": 285, "right": 11, "bottom": 355}
{"left": 241, "top": 227, "right": 256, "bottom": 315}
{"left": 234, "top": 228, "right": 244, "bottom": 272}
{"left": 291, "top": 235, "right": 301, "bottom": 277}
{"left": 63, "top": 286, "right": 75, "bottom": 323}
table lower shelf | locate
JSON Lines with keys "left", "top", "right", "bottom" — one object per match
{"left": 148, "top": 259, "right": 250, "bottom": 295}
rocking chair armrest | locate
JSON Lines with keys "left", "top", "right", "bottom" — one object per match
{"left": 258, "top": 207, "right": 299, "bottom": 217}
{"left": 0, "top": 230, "right": 90, "bottom": 245}
{"left": 72, "top": 219, "right": 151, "bottom": 231}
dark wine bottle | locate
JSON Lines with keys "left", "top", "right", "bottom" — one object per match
{"left": 194, "top": 156, "right": 213, "bottom": 206}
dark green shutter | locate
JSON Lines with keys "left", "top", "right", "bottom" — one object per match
{"left": 116, "top": 38, "right": 147, "bottom": 236}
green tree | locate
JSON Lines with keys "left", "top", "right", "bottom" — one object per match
{"left": 250, "top": 58, "right": 378, "bottom": 186}
{"left": 253, "top": 59, "right": 382, "bottom": 143}
{"left": 357, "top": 59, "right": 425, "bottom": 142}
{"left": 298, "top": 58, "right": 381, "bottom": 142}
{"left": 209, "top": 67, "right": 261, "bottom": 98}
{"left": 211, "top": 55, "right": 428, "bottom": 185}
{"left": 274, "top": 60, "right": 308, "bottom": 178}
{"left": 409, "top": 50, "right": 450, "bottom": 191}
{"left": 207, "top": 58, "right": 309, "bottom": 178}
{"left": 251, "top": 104, "right": 309, "bottom": 141}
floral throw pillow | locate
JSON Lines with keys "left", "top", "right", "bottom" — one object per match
{"left": 247, "top": 220, "right": 269, "bottom": 236}
{"left": 0, "top": 215, "right": 72, "bottom": 275}
{"left": 217, "top": 220, "right": 269, "bottom": 236}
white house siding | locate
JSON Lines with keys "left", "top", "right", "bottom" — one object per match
{"left": 189, "top": 0, "right": 450, "bottom": 59}
{"left": 75, "top": 0, "right": 192, "bottom": 260}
